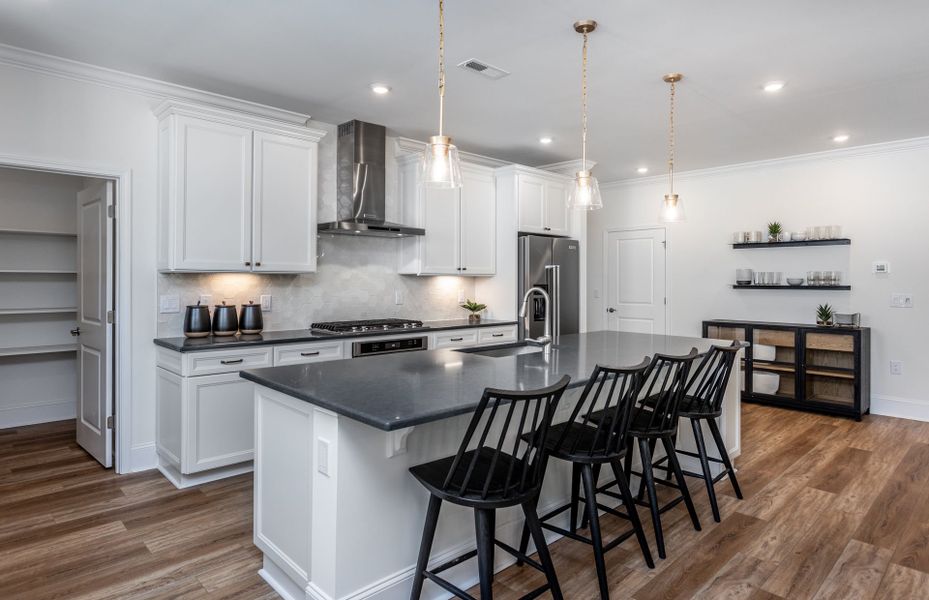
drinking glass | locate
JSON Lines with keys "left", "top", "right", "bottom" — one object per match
{"left": 774, "top": 272, "right": 783, "bottom": 285}
{"left": 829, "top": 225, "right": 843, "bottom": 239}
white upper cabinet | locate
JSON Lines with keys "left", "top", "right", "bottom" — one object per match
{"left": 252, "top": 132, "right": 318, "bottom": 273}
{"left": 398, "top": 155, "right": 496, "bottom": 276}
{"left": 459, "top": 165, "right": 496, "bottom": 275}
{"left": 509, "top": 168, "right": 571, "bottom": 236}
{"left": 156, "top": 101, "right": 326, "bottom": 273}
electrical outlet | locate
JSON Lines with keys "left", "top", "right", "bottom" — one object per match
{"left": 317, "top": 438, "right": 330, "bottom": 476}
{"left": 891, "top": 293, "right": 914, "bottom": 308}
{"left": 159, "top": 294, "right": 180, "bottom": 314}
{"left": 394, "top": 290, "right": 404, "bottom": 305}
{"left": 260, "top": 295, "right": 272, "bottom": 312}
{"left": 457, "top": 288, "right": 466, "bottom": 304}
{"left": 890, "top": 360, "right": 904, "bottom": 375}
{"left": 199, "top": 294, "right": 212, "bottom": 306}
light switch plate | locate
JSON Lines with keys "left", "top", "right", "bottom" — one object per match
{"left": 159, "top": 294, "right": 180, "bottom": 314}
{"left": 891, "top": 293, "right": 914, "bottom": 308}
{"left": 458, "top": 288, "right": 466, "bottom": 304}
{"left": 890, "top": 360, "right": 904, "bottom": 375}
{"left": 260, "top": 295, "right": 272, "bottom": 312}
{"left": 394, "top": 290, "right": 404, "bottom": 305}
{"left": 199, "top": 294, "right": 212, "bottom": 306}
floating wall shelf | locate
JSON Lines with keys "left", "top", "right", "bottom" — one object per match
{"left": 732, "top": 238, "right": 851, "bottom": 249}
{"left": 732, "top": 285, "right": 851, "bottom": 291}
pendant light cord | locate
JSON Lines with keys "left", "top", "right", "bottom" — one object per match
{"left": 437, "top": 0, "right": 446, "bottom": 137}
{"left": 668, "top": 78, "right": 676, "bottom": 195}
{"left": 581, "top": 31, "right": 589, "bottom": 172}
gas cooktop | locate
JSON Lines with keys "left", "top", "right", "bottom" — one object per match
{"left": 310, "top": 318, "right": 426, "bottom": 335}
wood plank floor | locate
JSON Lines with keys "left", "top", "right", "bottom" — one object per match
{"left": 2, "top": 404, "right": 929, "bottom": 599}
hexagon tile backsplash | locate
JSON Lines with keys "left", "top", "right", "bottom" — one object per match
{"left": 157, "top": 235, "right": 478, "bottom": 336}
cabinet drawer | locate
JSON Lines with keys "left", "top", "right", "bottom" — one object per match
{"left": 184, "top": 347, "right": 273, "bottom": 376}
{"left": 478, "top": 326, "right": 518, "bottom": 345}
{"left": 274, "top": 341, "right": 344, "bottom": 366}
{"left": 433, "top": 330, "right": 479, "bottom": 349}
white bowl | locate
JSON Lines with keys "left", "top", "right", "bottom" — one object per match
{"left": 786, "top": 278, "right": 804, "bottom": 286}
{"left": 791, "top": 233, "right": 808, "bottom": 241}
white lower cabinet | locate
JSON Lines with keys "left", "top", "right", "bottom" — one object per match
{"left": 185, "top": 373, "right": 256, "bottom": 473}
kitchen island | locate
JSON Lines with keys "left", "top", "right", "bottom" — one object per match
{"left": 240, "top": 331, "right": 742, "bottom": 600}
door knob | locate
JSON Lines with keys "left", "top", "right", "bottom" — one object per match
{"left": 606, "top": 307, "right": 616, "bottom": 313}
{"left": 70, "top": 327, "right": 81, "bottom": 336}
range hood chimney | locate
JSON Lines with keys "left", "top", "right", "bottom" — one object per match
{"left": 317, "top": 120, "right": 425, "bottom": 238}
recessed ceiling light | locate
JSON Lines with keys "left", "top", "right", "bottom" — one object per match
{"left": 539, "top": 136, "right": 553, "bottom": 145}
{"left": 763, "top": 81, "right": 786, "bottom": 93}
{"left": 370, "top": 83, "right": 391, "bottom": 95}
{"left": 833, "top": 133, "right": 850, "bottom": 143}
{"left": 636, "top": 167, "right": 649, "bottom": 174}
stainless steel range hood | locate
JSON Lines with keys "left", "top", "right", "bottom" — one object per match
{"left": 318, "top": 120, "right": 425, "bottom": 238}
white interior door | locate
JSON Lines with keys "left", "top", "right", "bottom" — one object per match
{"left": 75, "top": 180, "right": 114, "bottom": 467}
{"left": 605, "top": 228, "right": 666, "bottom": 334}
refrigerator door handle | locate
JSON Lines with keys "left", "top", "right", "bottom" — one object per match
{"left": 545, "top": 264, "right": 561, "bottom": 345}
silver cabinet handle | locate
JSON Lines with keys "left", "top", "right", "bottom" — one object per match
{"left": 492, "top": 333, "right": 505, "bottom": 337}
{"left": 450, "top": 337, "right": 464, "bottom": 342}
{"left": 220, "top": 358, "right": 244, "bottom": 365}
{"left": 70, "top": 327, "right": 81, "bottom": 337}
{"left": 300, "top": 351, "right": 320, "bottom": 357}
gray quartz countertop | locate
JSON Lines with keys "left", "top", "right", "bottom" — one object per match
{"left": 239, "top": 331, "right": 735, "bottom": 431}
{"left": 153, "top": 319, "right": 517, "bottom": 353}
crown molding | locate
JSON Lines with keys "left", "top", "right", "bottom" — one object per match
{"left": 535, "top": 159, "right": 597, "bottom": 176}
{"left": 0, "top": 42, "right": 312, "bottom": 126}
{"left": 394, "top": 137, "right": 509, "bottom": 169}
{"left": 600, "top": 136, "right": 929, "bottom": 190}
{"left": 155, "top": 100, "right": 327, "bottom": 142}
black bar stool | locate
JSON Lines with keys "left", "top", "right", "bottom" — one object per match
{"left": 409, "top": 375, "right": 571, "bottom": 600}
{"left": 652, "top": 341, "right": 743, "bottom": 522}
{"left": 607, "top": 349, "right": 702, "bottom": 560}
{"left": 516, "top": 359, "right": 655, "bottom": 599}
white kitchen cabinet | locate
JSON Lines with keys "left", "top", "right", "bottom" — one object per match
{"left": 185, "top": 373, "right": 256, "bottom": 473}
{"left": 156, "top": 101, "right": 325, "bottom": 273}
{"left": 432, "top": 329, "right": 479, "bottom": 349}
{"left": 501, "top": 166, "right": 571, "bottom": 236}
{"left": 398, "top": 158, "right": 496, "bottom": 276}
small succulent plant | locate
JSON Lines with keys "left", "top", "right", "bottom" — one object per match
{"left": 816, "top": 303, "right": 834, "bottom": 325}
{"left": 767, "top": 221, "right": 783, "bottom": 237}
{"left": 460, "top": 299, "right": 487, "bottom": 314}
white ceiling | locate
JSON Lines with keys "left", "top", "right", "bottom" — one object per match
{"left": 2, "top": 0, "right": 928, "bottom": 181}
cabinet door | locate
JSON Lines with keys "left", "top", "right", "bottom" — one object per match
{"left": 459, "top": 166, "right": 496, "bottom": 275}
{"left": 517, "top": 174, "right": 546, "bottom": 233}
{"left": 420, "top": 186, "right": 460, "bottom": 274}
{"left": 543, "top": 179, "right": 570, "bottom": 235}
{"left": 802, "top": 331, "right": 858, "bottom": 409}
{"left": 252, "top": 132, "right": 318, "bottom": 273}
{"left": 433, "top": 329, "right": 479, "bottom": 349}
{"left": 184, "top": 372, "right": 255, "bottom": 473}
{"left": 174, "top": 116, "right": 253, "bottom": 271}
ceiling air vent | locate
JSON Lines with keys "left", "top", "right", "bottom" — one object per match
{"left": 457, "top": 58, "right": 510, "bottom": 80}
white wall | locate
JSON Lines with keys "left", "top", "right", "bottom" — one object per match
{"left": 588, "top": 139, "right": 929, "bottom": 420}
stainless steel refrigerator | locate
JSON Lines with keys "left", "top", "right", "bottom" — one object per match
{"left": 518, "top": 235, "right": 580, "bottom": 342}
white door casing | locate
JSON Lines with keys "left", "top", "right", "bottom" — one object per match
{"left": 76, "top": 180, "right": 114, "bottom": 467}
{"left": 605, "top": 228, "right": 667, "bottom": 335}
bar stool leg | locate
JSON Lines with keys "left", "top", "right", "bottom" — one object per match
{"left": 522, "top": 499, "right": 564, "bottom": 600}
{"left": 691, "top": 418, "right": 721, "bottom": 522}
{"left": 708, "top": 418, "right": 743, "bottom": 499}
{"left": 410, "top": 495, "right": 442, "bottom": 600}
{"left": 661, "top": 436, "right": 702, "bottom": 531}
{"left": 580, "top": 463, "right": 601, "bottom": 530}
{"left": 610, "top": 460, "right": 655, "bottom": 569}
{"left": 638, "top": 438, "right": 665, "bottom": 559}
{"left": 516, "top": 496, "right": 534, "bottom": 567}
{"left": 474, "top": 508, "right": 496, "bottom": 599}
{"left": 569, "top": 462, "right": 581, "bottom": 534}
{"left": 580, "top": 464, "right": 610, "bottom": 599}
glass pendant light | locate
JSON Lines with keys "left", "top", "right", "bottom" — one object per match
{"left": 421, "top": 0, "right": 462, "bottom": 189}
{"left": 568, "top": 20, "right": 602, "bottom": 210}
{"left": 659, "top": 73, "right": 686, "bottom": 222}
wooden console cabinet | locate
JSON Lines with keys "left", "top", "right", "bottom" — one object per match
{"left": 703, "top": 319, "right": 870, "bottom": 420}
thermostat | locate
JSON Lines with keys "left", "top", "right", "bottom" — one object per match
{"left": 872, "top": 261, "right": 891, "bottom": 274}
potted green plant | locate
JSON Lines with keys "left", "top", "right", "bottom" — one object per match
{"left": 461, "top": 299, "right": 487, "bottom": 324}
{"left": 816, "top": 303, "right": 835, "bottom": 327}
{"left": 767, "top": 221, "right": 783, "bottom": 242}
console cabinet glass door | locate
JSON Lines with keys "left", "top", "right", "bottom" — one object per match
{"left": 803, "top": 331, "right": 857, "bottom": 408}
{"left": 705, "top": 324, "right": 749, "bottom": 392}
{"left": 751, "top": 327, "right": 798, "bottom": 400}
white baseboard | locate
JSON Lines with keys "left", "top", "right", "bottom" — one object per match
{"left": 871, "top": 394, "right": 929, "bottom": 422}
{"left": 0, "top": 399, "right": 74, "bottom": 428}
{"left": 157, "top": 457, "right": 253, "bottom": 489}
{"left": 128, "top": 442, "right": 158, "bottom": 472}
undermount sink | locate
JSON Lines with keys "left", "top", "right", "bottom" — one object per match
{"left": 457, "top": 342, "right": 545, "bottom": 358}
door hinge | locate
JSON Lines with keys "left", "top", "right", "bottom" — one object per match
{"left": 664, "top": 297, "right": 668, "bottom": 305}
{"left": 661, "top": 240, "right": 667, "bottom": 248}
{"left": 107, "top": 205, "right": 116, "bottom": 219}
{"left": 106, "top": 415, "right": 114, "bottom": 429}
{"left": 106, "top": 310, "right": 115, "bottom": 324}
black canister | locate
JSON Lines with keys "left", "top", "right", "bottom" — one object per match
{"left": 183, "top": 302, "right": 212, "bottom": 338}
{"left": 239, "top": 301, "right": 264, "bottom": 334}
{"left": 212, "top": 302, "right": 239, "bottom": 336}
